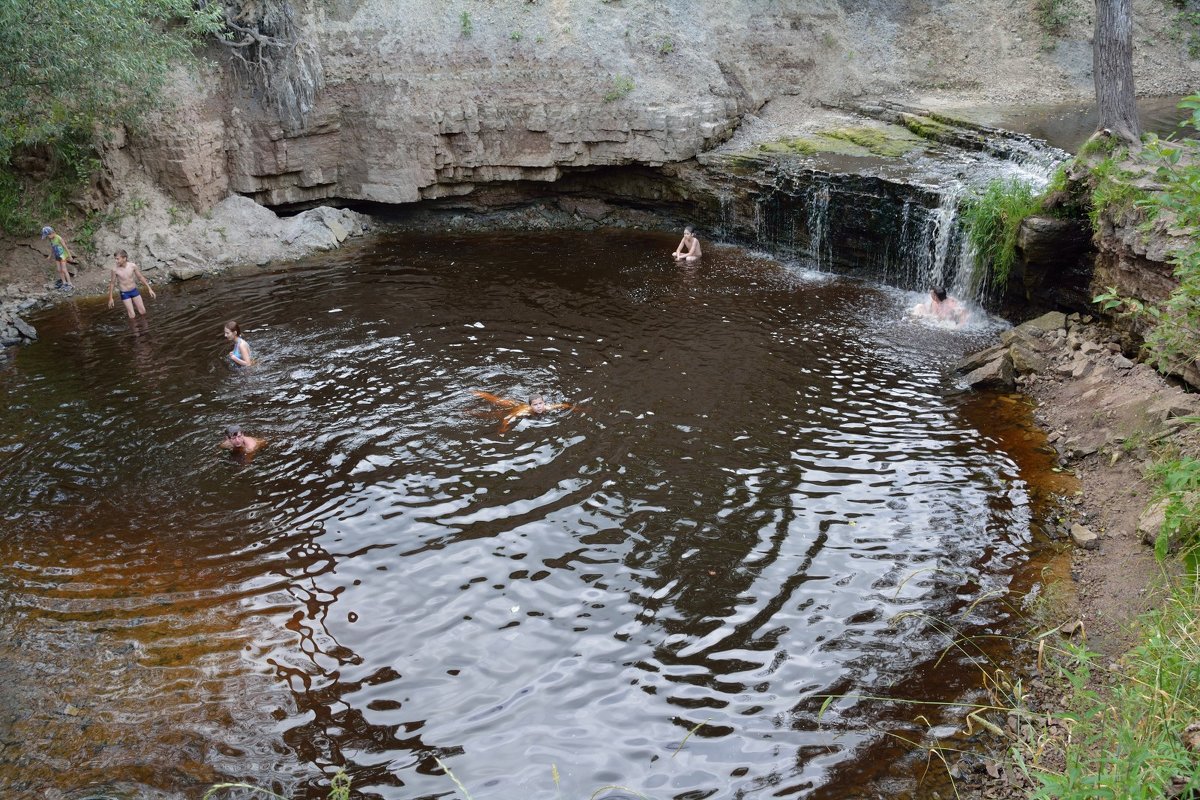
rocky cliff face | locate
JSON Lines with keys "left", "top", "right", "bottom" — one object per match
{"left": 124, "top": 0, "right": 1198, "bottom": 213}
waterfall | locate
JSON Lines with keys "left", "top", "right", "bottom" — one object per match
{"left": 715, "top": 191, "right": 735, "bottom": 239}
{"left": 883, "top": 187, "right": 969, "bottom": 295}
{"left": 805, "top": 181, "right": 831, "bottom": 272}
{"left": 703, "top": 105, "right": 1076, "bottom": 310}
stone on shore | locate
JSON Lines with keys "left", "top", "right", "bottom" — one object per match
{"left": 963, "top": 350, "right": 1015, "bottom": 391}
{"left": 1137, "top": 499, "right": 1170, "bottom": 549}
{"left": 1070, "top": 523, "right": 1099, "bottom": 549}
{"left": 11, "top": 315, "right": 36, "bottom": 341}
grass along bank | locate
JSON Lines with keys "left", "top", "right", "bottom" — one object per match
{"left": 962, "top": 96, "right": 1200, "bottom": 797}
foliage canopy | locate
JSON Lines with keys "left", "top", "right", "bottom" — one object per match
{"left": 0, "top": 0, "right": 223, "bottom": 164}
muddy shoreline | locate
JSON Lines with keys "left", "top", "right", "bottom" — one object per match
{"left": 950, "top": 312, "right": 1197, "bottom": 797}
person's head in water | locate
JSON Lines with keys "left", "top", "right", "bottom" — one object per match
{"left": 224, "top": 320, "right": 241, "bottom": 340}
{"left": 530, "top": 395, "right": 547, "bottom": 413}
{"left": 931, "top": 287, "right": 948, "bottom": 302}
{"left": 224, "top": 424, "right": 244, "bottom": 445}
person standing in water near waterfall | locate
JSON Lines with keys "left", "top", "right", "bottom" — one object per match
{"left": 672, "top": 226, "right": 702, "bottom": 262}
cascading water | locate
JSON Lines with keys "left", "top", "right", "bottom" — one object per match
{"left": 805, "top": 180, "right": 832, "bottom": 271}
{"left": 715, "top": 191, "right": 735, "bottom": 238}
{"left": 704, "top": 109, "right": 1071, "bottom": 309}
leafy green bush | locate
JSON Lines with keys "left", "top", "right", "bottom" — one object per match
{"left": 1034, "top": 0, "right": 1081, "bottom": 36}
{"left": 960, "top": 177, "right": 1043, "bottom": 287}
{"left": 1149, "top": 453, "right": 1200, "bottom": 565}
{"left": 0, "top": 0, "right": 222, "bottom": 165}
{"left": 0, "top": 0, "right": 221, "bottom": 234}
{"left": 1135, "top": 95, "right": 1200, "bottom": 375}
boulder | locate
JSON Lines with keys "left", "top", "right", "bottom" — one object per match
{"left": 957, "top": 343, "right": 1007, "bottom": 374}
{"left": 11, "top": 315, "right": 36, "bottom": 341}
{"left": 1010, "top": 343, "right": 1048, "bottom": 375}
{"left": 963, "top": 351, "right": 1015, "bottom": 391}
{"left": 169, "top": 263, "right": 206, "bottom": 281}
{"left": 283, "top": 211, "right": 341, "bottom": 251}
{"left": 1017, "top": 216, "right": 1091, "bottom": 266}
{"left": 1021, "top": 310, "right": 1068, "bottom": 334}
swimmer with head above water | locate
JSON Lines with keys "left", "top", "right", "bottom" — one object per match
{"left": 224, "top": 320, "right": 253, "bottom": 367}
{"left": 219, "top": 424, "right": 261, "bottom": 455}
{"left": 914, "top": 286, "right": 968, "bottom": 327}
{"left": 472, "top": 390, "right": 573, "bottom": 433}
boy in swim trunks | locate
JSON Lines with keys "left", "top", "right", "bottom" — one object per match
{"left": 41, "top": 225, "right": 75, "bottom": 289}
{"left": 107, "top": 249, "right": 157, "bottom": 319}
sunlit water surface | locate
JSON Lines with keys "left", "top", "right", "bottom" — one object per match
{"left": 0, "top": 230, "right": 1064, "bottom": 799}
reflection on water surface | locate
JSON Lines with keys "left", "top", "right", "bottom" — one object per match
{"left": 0, "top": 230, "right": 1057, "bottom": 799}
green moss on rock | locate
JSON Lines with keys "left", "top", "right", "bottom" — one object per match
{"left": 898, "top": 113, "right": 957, "bottom": 141}
{"left": 754, "top": 125, "right": 924, "bottom": 159}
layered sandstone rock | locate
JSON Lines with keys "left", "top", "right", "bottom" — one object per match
{"left": 121, "top": 0, "right": 1198, "bottom": 213}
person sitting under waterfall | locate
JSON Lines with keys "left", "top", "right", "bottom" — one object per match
{"left": 914, "top": 286, "right": 968, "bottom": 326}
{"left": 471, "top": 390, "right": 573, "bottom": 433}
{"left": 672, "top": 226, "right": 702, "bottom": 262}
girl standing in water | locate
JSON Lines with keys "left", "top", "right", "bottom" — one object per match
{"left": 224, "top": 320, "right": 253, "bottom": 366}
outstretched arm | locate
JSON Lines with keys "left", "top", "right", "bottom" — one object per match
{"left": 499, "top": 407, "right": 531, "bottom": 433}
{"left": 473, "top": 390, "right": 523, "bottom": 409}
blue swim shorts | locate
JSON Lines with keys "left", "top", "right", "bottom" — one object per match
{"left": 120, "top": 288, "right": 140, "bottom": 301}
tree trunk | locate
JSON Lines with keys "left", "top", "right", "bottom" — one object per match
{"left": 1093, "top": 0, "right": 1142, "bottom": 145}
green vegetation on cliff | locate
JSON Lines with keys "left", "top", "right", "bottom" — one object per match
{"left": 0, "top": 0, "right": 222, "bottom": 234}
{"left": 1082, "top": 95, "right": 1200, "bottom": 380}
{"left": 1016, "top": 97, "right": 1200, "bottom": 800}
{"left": 0, "top": 0, "right": 222, "bottom": 162}
{"left": 959, "top": 177, "right": 1045, "bottom": 287}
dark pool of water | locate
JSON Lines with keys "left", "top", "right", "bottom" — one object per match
{"left": 0, "top": 230, "right": 1069, "bottom": 799}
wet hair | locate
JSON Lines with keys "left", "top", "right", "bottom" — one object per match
{"left": 224, "top": 320, "right": 241, "bottom": 336}
{"left": 113, "top": 249, "right": 128, "bottom": 259}
{"left": 684, "top": 226, "right": 694, "bottom": 235}
{"left": 225, "top": 424, "right": 241, "bottom": 438}
{"left": 530, "top": 395, "right": 546, "bottom": 405}
{"left": 932, "top": 287, "right": 948, "bottom": 302}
